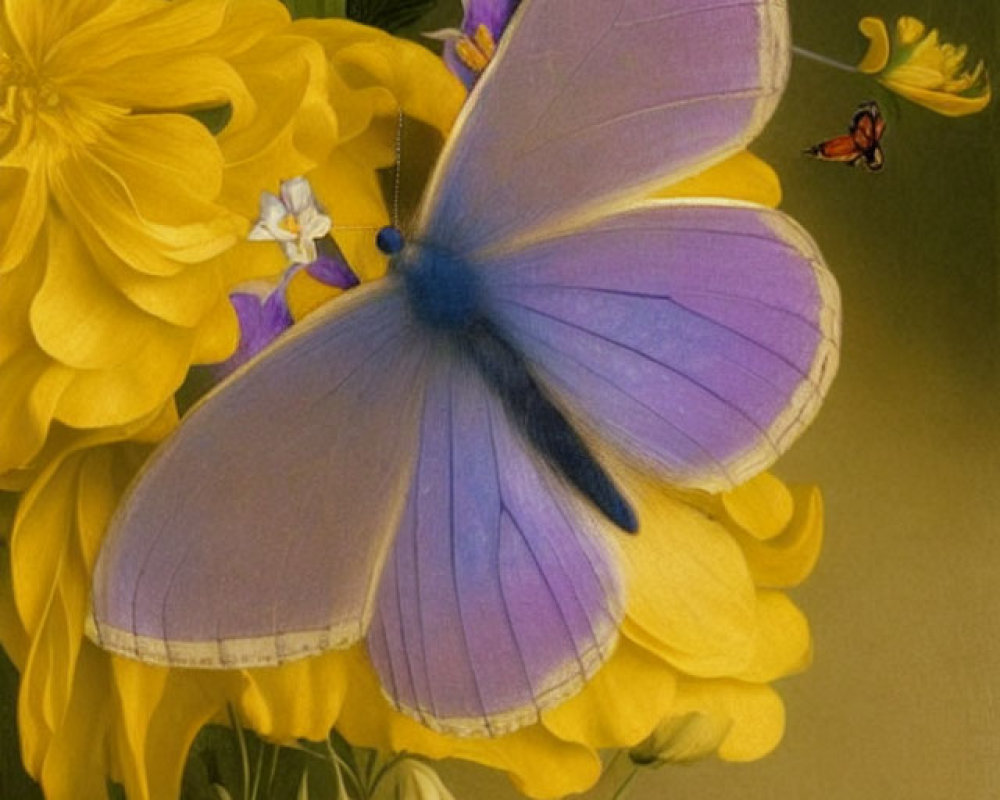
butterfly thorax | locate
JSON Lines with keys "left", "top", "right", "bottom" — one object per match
{"left": 385, "top": 231, "right": 483, "bottom": 331}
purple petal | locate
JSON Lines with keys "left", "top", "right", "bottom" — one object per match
{"left": 216, "top": 290, "right": 294, "bottom": 378}
{"left": 306, "top": 254, "right": 360, "bottom": 291}
{"left": 463, "top": 0, "right": 520, "bottom": 38}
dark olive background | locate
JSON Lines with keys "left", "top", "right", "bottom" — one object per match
{"left": 2, "top": 1, "right": 997, "bottom": 798}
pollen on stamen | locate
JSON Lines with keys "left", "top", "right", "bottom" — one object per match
{"left": 455, "top": 26, "right": 496, "bottom": 74}
{"left": 472, "top": 24, "right": 496, "bottom": 60}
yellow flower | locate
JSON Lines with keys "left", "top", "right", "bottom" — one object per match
{"left": 0, "top": 16, "right": 824, "bottom": 800}
{"left": 857, "top": 16, "right": 991, "bottom": 116}
{"left": 0, "top": 0, "right": 336, "bottom": 485}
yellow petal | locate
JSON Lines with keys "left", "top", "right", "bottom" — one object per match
{"left": 895, "top": 15, "right": 927, "bottom": 46}
{"left": 721, "top": 472, "right": 795, "bottom": 541}
{"left": 31, "top": 218, "right": 193, "bottom": 371}
{"left": 108, "top": 657, "right": 170, "bottom": 800}
{"left": 81, "top": 54, "right": 252, "bottom": 120}
{"left": 669, "top": 679, "right": 786, "bottom": 762}
{"left": 336, "top": 646, "right": 602, "bottom": 799}
{"left": 50, "top": 0, "right": 229, "bottom": 72}
{"left": 52, "top": 126, "right": 234, "bottom": 279}
{"left": 0, "top": 166, "right": 46, "bottom": 275}
{"left": 140, "top": 670, "right": 240, "bottom": 800}
{"left": 655, "top": 151, "right": 782, "bottom": 208}
{"left": 188, "top": 293, "right": 240, "bottom": 365}
{"left": 736, "top": 591, "right": 811, "bottom": 683}
{"left": 54, "top": 342, "right": 193, "bottom": 429}
{"left": 542, "top": 637, "right": 678, "bottom": 749}
{"left": 38, "top": 643, "right": 113, "bottom": 800}
{"left": 216, "top": 33, "right": 337, "bottom": 218}
{"left": 857, "top": 17, "right": 891, "bottom": 74}
{"left": 295, "top": 19, "right": 465, "bottom": 133}
{"left": 285, "top": 267, "right": 348, "bottom": 321}
{"left": 880, "top": 77, "right": 992, "bottom": 116}
{"left": 240, "top": 650, "right": 351, "bottom": 742}
{"left": 618, "top": 474, "right": 757, "bottom": 677}
{"left": 9, "top": 450, "right": 80, "bottom": 636}
{"left": 0, "top": 348, "right": 74, "bottom": 475}
{"left": 735, "top": 484, "right": 824, "bottom": 588}
{"left": 3, "top": 0, "right": 116, "bottom": 66}
{"left": 0, "top": 233, "right": 42, "bottom": 358}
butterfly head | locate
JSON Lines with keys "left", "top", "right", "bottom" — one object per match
{"left": 376, "top": 225, "right": 406, "bottom": 255}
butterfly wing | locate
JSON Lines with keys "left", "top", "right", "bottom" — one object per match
{"left": 366, "top": 352, "right": 623, "bottom": 735}
{"left": 88, "top": 282, "right": 431, "bottom": 666}
{"left": 480, "top": 200, "right": 839, "bottom": 492}
{"left": 417, "top": 0, "right": 790, "bottom": 254}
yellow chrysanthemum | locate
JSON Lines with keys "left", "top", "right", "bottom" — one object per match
{"left": 857, "top": 16, "right": 991, "bottom": 116}
{"left": 0, "top": 0, "right": 337, "bottom": 486}
{"left": 0, "top": 14, "right": 824, "bottom": 800}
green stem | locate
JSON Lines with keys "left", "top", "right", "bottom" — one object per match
{"left": 325, "top": 738, "right": 352, "bottom": 800}
{"left": 323, "top": 738, "right": 367, "bottom": 799}
{"left": 610, "top": 767, "right": 639, "bottom": 800}
{"left": 266, "top": 744, "right": 281, "bottom": 796}
{"left": 792, "top": 45, "right": 860, "bottom": 73}
{"left": 368, "top": 752, "right": 412, "bottom": 797}
{"left": 226, "top": 705, "right": 251, "bottom": 800}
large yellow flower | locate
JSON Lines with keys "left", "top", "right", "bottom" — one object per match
{"left": 0, "top": 0, "right": 336, "bottom": 486}
{"left": 857, "top": 16, "right": 990, "bottom": 116}
{"left": 0, "top": 12, "right": 823, "bottom": 800}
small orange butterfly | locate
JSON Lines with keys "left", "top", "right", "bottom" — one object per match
{"left": 806, "top": 101, "right": 886, "bottom": 171}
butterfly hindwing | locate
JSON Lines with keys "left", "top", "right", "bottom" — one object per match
{"left": 418, "top": 0, "right": 790, "bottom": 254}
{"left": 367, "top": 352, "right": 624, "bottom": 735}
{"left": 89, "top": 283, "right": 429, "bottom": 666}
{"left": 481, "top": 200, "right": 840, "bottom": 491}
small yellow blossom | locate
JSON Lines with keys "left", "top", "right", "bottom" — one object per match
{"left": 857, "top": 16, "right": 990, "bottom": 116}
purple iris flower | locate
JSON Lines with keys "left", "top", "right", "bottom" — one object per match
{"left": 216, "top": 249, "right": 359, "bottom": 379}
{"left": 426, "top": 0, "right": 521, "bottom": 89}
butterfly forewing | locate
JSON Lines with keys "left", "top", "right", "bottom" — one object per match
{"left": 417, "top": 0, "right": 790, "bottom": 255}
{"left": 481, "top": 200, "right": 840, "bottom": 491}
{"left": 89, "top": 283, "right": 429, "bottom": 666}
{"left": 366, "top": 354, "right": 624, "bottom": 736}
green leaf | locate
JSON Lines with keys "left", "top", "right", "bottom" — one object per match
{"left": 282, "top": 0, "right": 348, "bottom": 19}
{"left": 346, "top": 0, "right": 438, "bottom": 32}
{"left": 187, "top": 104, "right": 233, "bottom": 136}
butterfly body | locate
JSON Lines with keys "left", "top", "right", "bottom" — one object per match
{"left": 89, "top": 0, "right": 840, "bottom": 738}
{"left": 807, "top": 101, "right": 886, "bottom": 171}
{"left": 391, "top": 228, "right": 638, "bottom": 530}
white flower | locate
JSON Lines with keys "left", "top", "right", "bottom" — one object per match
{"left": 247, "top": 176, "right": 332, "bottom": 265}
{"left": 371, "top": 759, "right": 456, "bottom": 800}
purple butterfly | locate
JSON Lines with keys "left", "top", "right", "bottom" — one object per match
{"left": 88, "top": 0, "right": 840, "bottom": 737}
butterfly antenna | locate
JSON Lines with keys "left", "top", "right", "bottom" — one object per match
{"left": 392, "top": 107, "right": 404, "bottom": 228}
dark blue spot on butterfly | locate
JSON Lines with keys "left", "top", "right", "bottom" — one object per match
{"left": 376, "top": 225, "right": 406, "bottom": 255}
{"left": 401, "top": 243, "right": 482, "bottom": 331}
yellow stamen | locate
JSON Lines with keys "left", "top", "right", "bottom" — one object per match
{"left": 472, "top": 24, "right": 496, "bottom": 60}
{"left": 455, "top": 37, "right": 490, "bottom": 73}
{"left": 896, "top": 16, "right": 926, "bottom": 45}
{"left": 280, "top": 214, "right": 301, "bottom": 235}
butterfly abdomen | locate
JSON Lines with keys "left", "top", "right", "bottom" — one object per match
{"left": 460, "top": 317, "right": 638, "bottom": 534}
